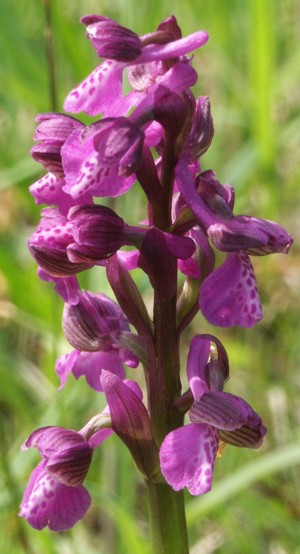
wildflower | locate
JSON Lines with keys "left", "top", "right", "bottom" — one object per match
{"left": 61, "top": 118, "right": 143, "bottom": 198}
{"left": 64, "top": 15, "right": 208, "bottom": 117}
{"left": 19, "top": 426, "right": 95, "bottom": 531}
{"left": 55, "top": 285, "right": 145, "bottom": 390}
{"left": 160, "top": 336, "right": 266, "bottom": 494}
{"left": 19, "top": 374, "right": 149, "bottom": 530}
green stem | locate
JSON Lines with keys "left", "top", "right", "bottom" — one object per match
{"left": 144, "top": 125, "right": 190, "bottom": 554}
{"left": 146, "top": 481, "right": 189, "bottom": 554}
{"left": 145, "top": 268, "right": 189, "bottom": 554}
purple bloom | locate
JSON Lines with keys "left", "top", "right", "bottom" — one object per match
{"left": 23, "top": 10, "right": 290, "bottom": 537}
{"left": 19, "top": 372, "right": 147, "bottom": 531}
{"left": 61, "top": 289, "right": 139, "bottom": 380}
{"left": 19, "top": 426, "right": 94, "bottom": 531}
{"left": 28, "top": 208, "right": 94, "bottom": 277}
{"left": 64, "top": 15, "right": 208, "bottom": 117}
{"left": 174, "top": 157, "right": 292, "bottom": 327}
{"left": 61, "top": 118, "right": 143, "bottom": 199}
{"left": 175, "top": 158, "right": 292, "bottom": 256}
{"left": 159, "top": 336, "right": 266, "bottom": 495}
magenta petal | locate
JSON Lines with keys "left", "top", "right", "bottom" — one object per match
{"left": 178, "top": 257, "right": 201, "bottom": 279}
{"left": 71, "top": 351, "right": 125, "bottom": 392}
{"left": 56, "top": 350, "right": 80, "bottom": 389}
{"left": 159, "top": 423, "right": 218, "bottom": 495}
{"left": 136, "top": 31, "right": 209, "bottom": 64}
{"left": 29, "top": 174, "right": 75, "bottom": 214}
{"left": 157, "top": 62, "right": 198, "bottom": 94}
{"left": 200, "top": 252, "right": 263, "bottom": 327}
{"left": 190, "top": 391, "right": 250, "bottom": 430}
{"left": 64, "top": 61, "right": 124, "bottom": 117}
{"left": 38, "top": 270, "right": 80, "bottom": 304}
{"left": 19, "top": 462, "right": 91, "bottom": 531}
{"left": 62, "top": 126, "right": 136, "bottom": 199}
{"left": 187, "top": 335, "right": 211, "bottom": 388}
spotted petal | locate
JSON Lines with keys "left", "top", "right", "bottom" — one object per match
{"left": 200, "top": 252, "right": 262, "bottom": 327}
{"left": 19, "top": 462, "right": 91, "bottom": 531}
{"left": 159, "top": 423, "right": 218, "bottom": 495}
{"left": 64, "top": 61, "right": 124, "bottom": 116}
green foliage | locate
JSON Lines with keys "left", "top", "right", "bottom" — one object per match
{"left": 0, "top": 0, "right": 299, "bottom": 552}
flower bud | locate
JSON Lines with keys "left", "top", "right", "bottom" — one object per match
{"left": 208, "top": 215, "right": 293, "bottom": 255}
{"left": 23, "top": 426, "right": 93, "bottom": 487}
{"left": 188, "top": 96, "right": 214, "bottom": 158}
{"left": 62, "top": 290, "right": 131, "bottom": 353}
{"left": 67, "top": 204, "right": 126, "bottom": 262}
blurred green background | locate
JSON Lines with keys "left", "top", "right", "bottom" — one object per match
{"left": 0, "top": 0, "right": 299, "bottom": 552}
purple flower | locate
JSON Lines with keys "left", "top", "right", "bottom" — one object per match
{"left": 19, "top": 426, "right": 94, "bottom": 531}
{"left": 64, "top": 15, "right": 208, "bottom": 117}
{"left": 57, "top": 289, "right": 139, "bottom": 390}
{"left": 61, "top": 118, "right": 143, "bottom": 198}
{"left": 19, "top": 397, "right": 119, "bottom": 532}
{"left": 62, "top": 290, "right": 136, "bottom": 356}
{"left": 159, "top": 336, "right": 266, "bottom": 495}
{"left": 28, "top": 208, "right": 94, "bottom": 277}
{"left": 28, "top": 204, "right": 131, "bottom": 276}
{"left": 174, "top": 158, "right": 292, "bottom": 327}
{"left": 175, "top": 158, "right": 292, "bottom": 256}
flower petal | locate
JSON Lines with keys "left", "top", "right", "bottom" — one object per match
{"left": 64, "top": 61, "right": 124, "bottom": 116}
{"left": 159, "top": 423, "right": 218, "bottom": 495}
{"left": 190, "top": 391, "right": 250, "bottom": 430}
{"left": 71, "top": 350, "right": 125, "bottom": 392}
{"left": 200, "top": 252, "right": 263, "bottom": 327}
{"left": 19, "top": 462, "right": 91, "bottom": 531}
{"left": 186, "top": 335, "right": 211, "bottom": 391}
